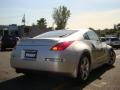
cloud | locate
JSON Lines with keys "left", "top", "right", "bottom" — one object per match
{"left": 68, "top": 9, "right": 120, "bottom": 29}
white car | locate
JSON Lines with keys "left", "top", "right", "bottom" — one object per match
{"left": 106, "top": 37, "right": 120, "bottom": 49}
{"left": 11, "top": 29, "right": 116, "bottom": 82}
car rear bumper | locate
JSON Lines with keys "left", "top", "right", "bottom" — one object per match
{"left": 110, "top": 45, "right": 120, "bottom": 48}
{"left": 15, "top": 68, "right": 75, "bottom": 78}
{"left": 10, "top": 44, "right": 78, "bottom": 78}
{"left": 11, "top": 57, "right": 77, "bottom": 78}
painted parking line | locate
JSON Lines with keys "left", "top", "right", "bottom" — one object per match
{"left": 92, "top": 81, "right": 107, "bottom": 88}
{"left": 116, "top": 54, "right": 120, "bottom": 58}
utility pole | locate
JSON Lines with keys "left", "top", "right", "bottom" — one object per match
{"left": 22, "top": 14, "right": 25, "bottom": 26}
{"left": 22, "top": 14, "right": 26, "bottom": 37}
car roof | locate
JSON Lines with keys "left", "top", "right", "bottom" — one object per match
{"left": 33, "top": 29, "right": 92, "bottom": 41}
{"left": 64, "top": 29, "right": 91, "bottom": 40}
{"left": 106, "top": 37, "right": 118, "bottom": 38}
{"left": 68, "top": 28, "right": 91, "bottom": 33}
{"left": 34, "top": 29, "right": 91, "bottom": 38}
{"left": 52, "top": 28, "right": 90, "bottom": 33}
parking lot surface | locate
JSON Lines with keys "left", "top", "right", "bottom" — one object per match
{"left": 0, "top": 49, "right": 120, "bottom": 90}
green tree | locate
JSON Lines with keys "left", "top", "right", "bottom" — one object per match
{"left": 37, "top": 18, "right": 47, "bottom": 28}
{"left": 52, "top": 6, "right": 70, "bottom": 30}
{"left": 116, "top": 31, "right": 120, "bottom": 37}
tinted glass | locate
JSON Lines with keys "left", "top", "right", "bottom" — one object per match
{"left": 106, "top": 38, "right": 109, "bottom": 41}
{"left": 83, "top": 33, "right": 90, "bottom": 40}
{"left": 87, "top": 31, "right": 99, "bottom": 41}
{"left": 111, "top": 38, "right": 119, "bottom": 41}
{"left": 34, "top": 30, "right": 77, "bottom": 38}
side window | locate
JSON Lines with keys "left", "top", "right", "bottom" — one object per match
{"left": 87, "top": 31, "right": 99, "bottom": 41}
{"left": 83, "top": 33, "right": 90, "bottom": 40}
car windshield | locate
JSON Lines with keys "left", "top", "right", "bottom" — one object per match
{"left": 34, "top": 30, "right": 78, "bottom": 38}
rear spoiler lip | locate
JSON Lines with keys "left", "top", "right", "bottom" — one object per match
{"left": 17, "top": 45, "right": 51, "bottom": 46}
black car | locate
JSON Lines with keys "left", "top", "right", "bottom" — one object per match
{"left": 1, "top": 34, "right": 19, "bottom": 51}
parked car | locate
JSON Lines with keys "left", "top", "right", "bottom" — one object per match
{"left": 10, "top": 29, "right": 116, "bottom": 82}
{"left": 100, "top": 37, "right": 106, "bottom": 42}
{"left": 105, "top": 37, "right": 120, "bottom": 49}
{"left": 0, "top": 37, "right": 1, "bottom": 48}
{"left": 1, "top": 34, "right": 19, "bottom": 51}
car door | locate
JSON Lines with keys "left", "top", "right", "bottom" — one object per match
{"left": 86, "top": 31, "right": 106, "bottom": 64}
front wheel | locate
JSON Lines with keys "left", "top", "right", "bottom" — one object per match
{"left": 107, "top": 50, "right": 116, "bottom": 66}
{"left": 77, "top": 54, "right": 90, "bottom": 82}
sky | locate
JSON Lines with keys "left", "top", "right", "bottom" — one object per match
{"left": 0, "top": 0, "right": 120, "bottom": 29}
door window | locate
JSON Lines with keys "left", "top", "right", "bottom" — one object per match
{"left": 86, "top": 31, "right": 99, "bottom": 41}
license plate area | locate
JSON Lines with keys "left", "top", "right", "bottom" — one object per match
{"left": 24, "top": 50, "right": 37, "bottom": 60}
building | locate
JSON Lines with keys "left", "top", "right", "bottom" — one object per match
{"left": 0, "top": 25, "right": 9, "bottom": 36}
{"left": 0, "top": 24, "right": 52, "bottom": 38}
{"left": 28, "top": 26, "right": 52, "bottom": 37}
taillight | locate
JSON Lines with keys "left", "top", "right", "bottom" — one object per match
{"left": 51, "top": 41, "right": 74, "bottom": 51}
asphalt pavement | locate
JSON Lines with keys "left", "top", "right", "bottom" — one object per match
{"left": 0, "top": 50, "right": 120, "bottom": 90}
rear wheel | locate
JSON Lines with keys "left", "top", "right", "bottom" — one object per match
{"left": 77, "top": 54, "right": 90, "bottom": 82}
{"left": 107, "top": 50, "right": 116, "bottom": 66}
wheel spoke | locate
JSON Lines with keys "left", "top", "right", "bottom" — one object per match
{"left": 108, "top": 51, "right": 116, "bottom": 65}
{"left": 80, "top": 57, "right": 90, "bottom": 80}
{"left": 110, "top": 52, "right": 115, "bottom": 61}
{"left": 83, "top": 58, "right": 87, "bottom": 65}
{"left": 81, "top": 70, "right": 88, "bottom": 80}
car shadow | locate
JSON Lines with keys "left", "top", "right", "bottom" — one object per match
{"left": 0, "top": 48, "right": 13, "bottom": 52}
{"left": 0, "top": 64, "right": 114, "bottom": 90}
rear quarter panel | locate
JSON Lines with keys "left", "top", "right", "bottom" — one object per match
{"left": 60, "top": 40, "right": 92, "bottom": 76}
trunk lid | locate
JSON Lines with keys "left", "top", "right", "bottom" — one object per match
{"left": 18, "top": 38, "right": 60, "bottom": 46}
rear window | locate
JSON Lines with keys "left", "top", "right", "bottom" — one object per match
{"left": 106, "top": 38, "right": 109, "bottom": 41}
{"left": 111, "top": 38, "right": 119, "bottom": 41}
{"left": 34, "top": 30, "right": 77, "bottom": 38}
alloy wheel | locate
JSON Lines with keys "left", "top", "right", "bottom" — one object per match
{"left": 108, "top": 50, "right": 116, "bottom": 65}
{"left": 79, "top": 56, "right": 90, "bottom": 81}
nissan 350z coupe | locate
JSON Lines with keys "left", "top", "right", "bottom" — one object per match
{"left": 10, "top": 29, "right": 116, "bottom": 82}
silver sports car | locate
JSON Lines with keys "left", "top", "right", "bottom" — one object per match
{"left": 10, "top": 29, "right": 116, "bottom": 82}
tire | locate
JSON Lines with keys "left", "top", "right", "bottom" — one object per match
{"left": 77, "top": 53, "right": 90, "bottom": 82}
{"left": 1, "top": 45, "right": 6, "bottom": 51}
{"left": 24, "top": 73, "right": 35, "bottom": 78}
{"left": 107, "top": 50, "right": 116, "bottom": 66}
